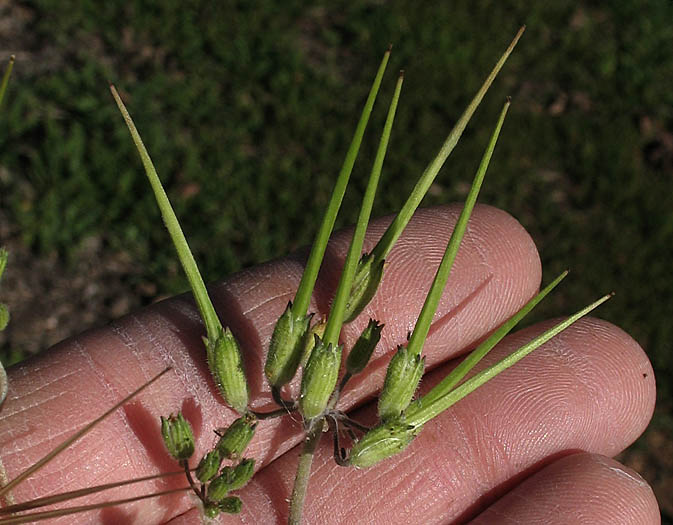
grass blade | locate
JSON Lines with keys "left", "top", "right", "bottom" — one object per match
{"left": 0, "top": 470, "right": 185, "bottom": 514}
{"left": 0, "top": 368, "right": 171, "bottom": 499}
{"left": 0, "top": 55, "right": 15, "bottom": 109}
{"left": 0, "top": 487, "right": 190, "bottom": 524}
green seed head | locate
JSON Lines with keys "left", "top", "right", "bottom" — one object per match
{"left": 219, "top": 457, "right": 256, "bottom": 492}
{"left": 344, "top": 252, "right": 385, "bottom": 323}
{"left": 346, "top": 318, "right": 384, "bottom": 375}
{"left": 264, "top": 301, "right": 312, "bottom": 387}
{"left": 207, "top": 471, "right": 230, "bottom": 503}
{"left": 218, "top": 496, "right": 243, "bottom": 514}
{"left": 378, "top": 345, "right": 425, "bottom": 421}
{"left": 348, "top": 418, "right": 421, "bottom": 469}
{"left": 206, "top": 327, "right": 249, "bottom": 413}
{"left": 215, "top": 413, "right": 257, "bottom": 459}
{"left": 299, "top": 336, "right": 343, "bottom": 420}
{"left": 195, "top": 449, "right": 223, "bottom": 483}
{"left": 160, "top": 413, "right": 195, "bottom": 461}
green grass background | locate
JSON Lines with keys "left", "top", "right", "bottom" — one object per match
{"left": 1, "top": 0, "right": 672, "bottom": 517}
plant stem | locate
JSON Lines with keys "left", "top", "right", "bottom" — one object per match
{"left": 288, "top": 418, "right": 323, "bottom": 525}
{"left": 0, "top": 55, "right": 14, "bottom": 108}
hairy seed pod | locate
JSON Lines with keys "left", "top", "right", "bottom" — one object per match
{"left": 346, "top": 319, "right": 384, "bottom": 375}
{"left": 219, "top": 458, "right": 256, "bottom": 492}
{"left": 195, "top": 449, "right": 223, "bottom": 483}
{"left": 160, "top": 413, "right": 194, "bottom": 461}
{"left": 300, "top": 317, "right": 327, "bottom": 367}
{"left": 206, "top": 327, "right": 249, "bottom": 413}
{"left": 207, "top": 471, "right": 230, "bottom": 503}
{"left": 218, "top": 496, "right": 243, "bottom": 514}
{"left": 215, "top": 413, "right": 257, "bottom": 459}
{"left": 264, "top": 301, "right": 312, "bottom": 387}
{"left": 299, "top": 336, "right": 342, "bottom": 420}
{"left": 378, "top": 345, "right": 425, "bottom": 421}
{"left": 344, "top": 252, "right": 385, "bottom": 322}
{"left": 203, "top": 503, "right": 220, "bottom": 519}
{"left": 348, "top": 418, "right": 421, "bottom": 469}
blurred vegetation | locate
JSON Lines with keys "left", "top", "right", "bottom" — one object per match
{"left": 0, "top": 0, "right": 672, "bottom": 517}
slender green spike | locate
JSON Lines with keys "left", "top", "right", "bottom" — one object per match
{"left": 0, "top": 55, "right": 15, "bottom": 109}
{"left": 0, "top": 368, "right": 171, "bottom": 499}
{"left": 291, "top": 46, "right": 392, "bottom": 320}
{"left": 0, "top": 248, "right": 8, "bottom": 331}
{"left": 110, "top": 85, "right": 221, "bottom": 341}
{"left": 324, "top": 71, "right": 404, "bottom": 336}
{"left": 323, "top": 70, "right": 403, "bottom": 344}
{"left": 406, "top": 99, "right": 511, "bottom": 359}
{"left": 419, "top": 270, "right": 568, "bottom": 409}
{"left": 368, "top": 27, "right": 524, "bottom": 267}
{"left": 406, "top": 293, "right": 613, "bottom": 427}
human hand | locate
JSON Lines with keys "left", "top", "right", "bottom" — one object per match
{"left": 0, "top": 205, "right": 659, "bottom": 523}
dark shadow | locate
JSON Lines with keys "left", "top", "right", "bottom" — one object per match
{"left": 452, "top": 448, "right": 586, "bottom": 524}
{"left": 100, "top": 506, "right": 136, "bottom": 525}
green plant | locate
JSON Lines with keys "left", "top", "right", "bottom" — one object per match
{"left": 0, "top": 30, "right": 622, "bottom": 523}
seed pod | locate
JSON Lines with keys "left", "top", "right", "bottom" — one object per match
{"left": 300, "top": 317, "right": 327, "bottom": 367}
{"left": 299, "top": 336, "right": 342, "bottom": 420}
{"left": 378, "top": 345, "right": 425, "bottom": 421}
{"left": 264, "top": 301, "right": 312, "bottom": 387}
{"left": 218, "top": 496, "right": 243, "bottom": 514}
{"left": 215, "top": 413, "right": 257, "bottom": 459}
{"left": 195, "top": 449, "right": 223, "bottom": 483}
{"left": 206, "top": 327, "right": 249, "bottom": 413}
{"left": 348, "top": 418, "right": 421, "bottom": 469}
{"left": 160, "top": 413, "right": 194, "bottom": 461}
{"left": 344, "top": 252, "right": 385, "bottom": 322}
{"left": 346, "top": 319, "right": 384, "bottom": 375}
{"left": 207, "top": 471, "right": 230, "bottom": 503}
{"left": 218, "top": 457, "right": 256, "bottom": 492}
{"left": 203, "top": 503, "right": 220, "bottom": 519}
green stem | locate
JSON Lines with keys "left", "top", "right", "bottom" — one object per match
{"left": 110, "top": 85, "right": 222, "bottom": 341}
{"left": 288, "top": 419, "right": 323, "bottom": 525}
{"left": 370, "top": 26, "right": 525, "bottom": 264}
{"left": 292, "top": 47, "right": 391, "bottom": 319}
{"left": 407, "top": 99, "right": 511, "bottom": 358}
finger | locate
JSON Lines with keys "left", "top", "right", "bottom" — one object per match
{"left": 228, "top": 318, "right": 655, "bottom": 524}
{"left": 0, "top": 204, "right": 541, "bottom": 523}
{"left": 469, "top": 452, "right": 660, "bottom": 524}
